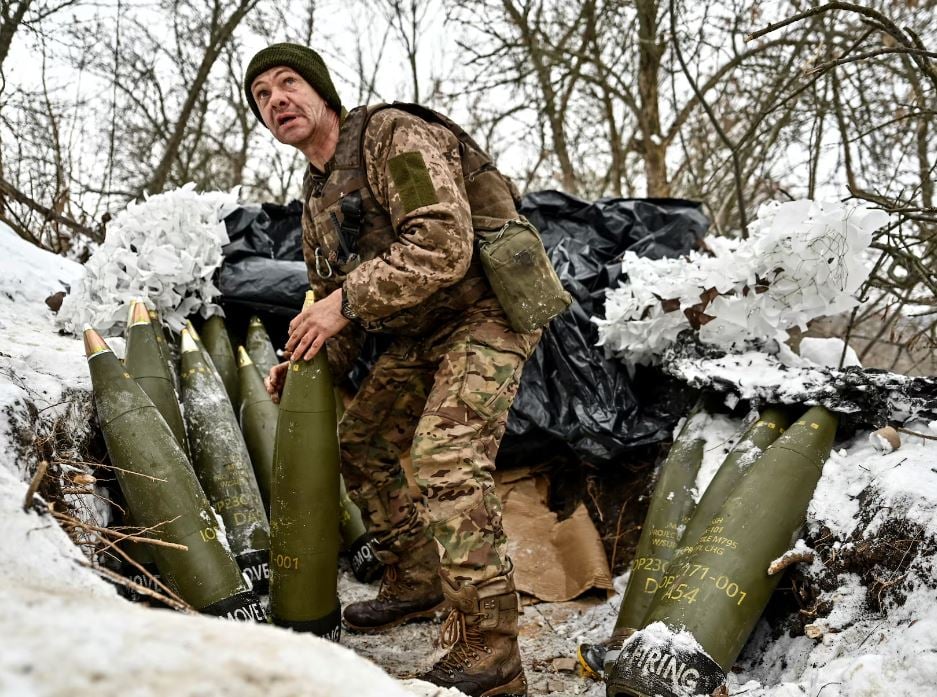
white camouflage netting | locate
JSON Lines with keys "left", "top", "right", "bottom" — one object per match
{"left": 596, "top": 199, "right": 890, "bottom": 366}
{"left": 58, "top": 185, "right": 239, "bottom": 335}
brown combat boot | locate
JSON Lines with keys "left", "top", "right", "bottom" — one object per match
{"left": 343, "top": 538, "right": 446, "bottom": 633}
{"left": 420, "top": 570, "right": 527, "bottom": 697}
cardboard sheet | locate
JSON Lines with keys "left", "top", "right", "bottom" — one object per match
{"left": 399, "top": 458, "right": 613, "bottom": 602}
{"left": 497, "top": 469, "right": 613, "bottom": 602}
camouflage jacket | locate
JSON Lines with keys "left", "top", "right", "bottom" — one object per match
{"left": 302, "top": 105, "right": 519, "bottom": 357}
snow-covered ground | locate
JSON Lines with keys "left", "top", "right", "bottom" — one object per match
{"left": 1, "top": 222, "right": 936, "bottom": 697}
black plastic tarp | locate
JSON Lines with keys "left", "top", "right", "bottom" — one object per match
{"left": 219, "top": 201, "right": 308, "bottom": 316}
{"left": 504, "top": 192, "right": 709, "bottom": 463}
{"left": 219, "top": 190, "right": 709, "bottom": 463}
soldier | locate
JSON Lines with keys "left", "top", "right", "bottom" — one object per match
{"left": 245, "top": 43, "right": 539, "bottom": 696}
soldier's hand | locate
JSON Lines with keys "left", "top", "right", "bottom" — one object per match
{"left": 286, "top": 288, "right": 350, "bottom": 361}
{"left": 265, "top": 361, "right": 290, "bottom": 404}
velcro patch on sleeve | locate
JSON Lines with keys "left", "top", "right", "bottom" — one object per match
{"left": 388, "top": 151, "right": 439, "bottom": 213}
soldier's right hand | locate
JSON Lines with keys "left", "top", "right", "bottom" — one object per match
{"left": 265, "top": 361, "right": 290, "bottom": 404}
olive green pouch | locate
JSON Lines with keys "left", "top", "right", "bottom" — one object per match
{"left": 477, "top": 218, "right": 572, "bottom": 333}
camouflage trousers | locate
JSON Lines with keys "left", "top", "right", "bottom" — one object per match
{"left": 340, "top": 297, "right": 540, "bottom": 585}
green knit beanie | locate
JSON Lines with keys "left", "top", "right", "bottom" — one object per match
{"left": 244, "top": 43, "right": 342, "bottom": 124}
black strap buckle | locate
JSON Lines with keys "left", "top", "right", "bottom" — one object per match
{"left": 330, "top": 192, "right": 363, "bottom": 265}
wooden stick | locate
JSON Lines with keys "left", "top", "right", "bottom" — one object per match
{"left": 896, "top": 427, "right": 937, "bottom": 442}
{"left": 768, "top": 549, "right": 815, "bottom": 575}
{"left": 23, "top": 460, "right": 49, "bottom": 510}
{"left": 52, "top": 512, "right": 188, "bottom": 551}
{"left": 88, "top": 532, "right": 193, "bottom": 612}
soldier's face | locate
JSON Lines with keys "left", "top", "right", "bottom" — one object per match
{"left": 251, "top": 67, "right": 331, "bottom": 148}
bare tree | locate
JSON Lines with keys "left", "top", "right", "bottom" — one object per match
{"left": 143, "top": 0, "right": 261, "bottom": 194}
{"left": 375, "top": 0, "right": 434, "bottom": 103}
{"left": 743, "top": 1, "right": 937, "bottom": 373}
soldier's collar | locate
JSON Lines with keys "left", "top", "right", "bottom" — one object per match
{"left": 307, "top": 108, "right": 348, "bottom": 177}
{"left": 307, "top": 159, "right": 333, "bottom": 179}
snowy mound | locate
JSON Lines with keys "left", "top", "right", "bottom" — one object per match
{"left": 662, "top": 342, "right": 937, "bottom": 430}
{"left": 57, "top": 185, "right": 239, "bottom": 336}
{"left": 0, "top": 222, "right": 82, "bottom": 305}
{"left": 597, "top": 200, "right": 890, "bottom": 366}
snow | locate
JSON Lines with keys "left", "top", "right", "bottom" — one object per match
{"left": 800, "top": 337, "right": 861, "bottom": 369}
{"left": 2, "top": 224, "right": 936, "bottom": 697}
{"left": 0, "top": 221, "right": 83, "bottom": 305}
{"left": 671, "top": 349, "right": 827, "bottom": 405}
{"left": 691, "top": 413, "right": 745, "bottom": 504}
{"left": 1, "top": 583, "right": 415, "bottom": 697}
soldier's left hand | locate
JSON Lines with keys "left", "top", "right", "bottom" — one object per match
{"left": 286, "top": 288, "right": 349, "bottom": 361}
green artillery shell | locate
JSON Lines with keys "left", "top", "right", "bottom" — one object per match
{"left": 84, "top": 327, "right": 264, "bottom": 621}
{"left": 663, "top": 406, "right": 793, "bottom": 579}
{"left": 614, "top": 409, "right": 708, "bottom": 634}
{"left": 608, "top": 406, "right": 838, "bottom": 697}
{"left": 270, "top": 290, "right": 342, "bottom": 639}
{"left": 246, "top": 315, "right": 280, "bottom": 378}
{"left": 201, "top": 315, "right": 240, "bottom": 408}
{"left": 601, "top": 408, "right": 708, "bottom": 677}
{"left": 237, "top": 346, "right": 278, "bottom": 515}
{"left": 185, "top": 320, "right": 223, "bottom": 386}
{"left": 145, "top": 303, "right": 180, "bottom": 396}
{"left": 180, "top": 329, "right": 270, "bottom": 594}
{"left": 125, "top": 300, "right": 189, "bottom": 459}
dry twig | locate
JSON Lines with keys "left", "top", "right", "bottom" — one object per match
{"left": 22, "top": 460, "right": 49, "bottom": 510}
{"left": 896, "top": 427, "right": 937, "bottom": 442}
{"left": 79, "top": 561, "right": 192, "bottom": 613}
{"left": 768, "top": 548, "right": 815, "bottom": 575}
{"left": 51, "top": 511, "right": 188, "bottom": 551}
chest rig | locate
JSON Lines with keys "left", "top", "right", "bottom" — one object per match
{"left": 302, "top": 102, "right": 522, "bottom": 287}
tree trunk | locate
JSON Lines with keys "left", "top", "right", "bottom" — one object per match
{"left": 502, "top": 0, "right": 579, "bottom": 195}
{"left": 636, "top": 0, "right": 669, "bottom": 197}
{"left": 0, "top": 0, "right": 33, "bottom": 73}
{"left": 143, "top": 0, "right": 258, "bottom": 195}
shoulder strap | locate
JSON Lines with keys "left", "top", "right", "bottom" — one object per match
{"left": 385, "top": 102, "right": 494, "bottom": 171}
{"left": 347, "top": 103, "right": 519, "bottom": 227}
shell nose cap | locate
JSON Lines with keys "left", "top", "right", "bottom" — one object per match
{"left": 83, "top": 326, "right": 111, "bottom": 358}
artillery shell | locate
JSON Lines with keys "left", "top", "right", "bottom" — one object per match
{"left": 125, "top": 299, "right": 188, "bottom": 458}
{"left": 200, "top": 315, "right": 240, "bottom": 408}
{"left": 246, "top": 315, "right": 280, "bottom": 379}
{"left": 180, "top": 329, "right": 270, "bottom": 594}
{"left": 339, "top": 475, "right": 383, "bottom": 583}
{"left": 608, "top": 406, "right": 838, "bottom": 697}
{"left": 84, "top": 327, "right": 264, "bottom": 620}
{"left": 237, "top": 346, "right": 278, "bottom": 514}
{"left": 614, "top": 408, "right": 708, "bottom": 633}
{"left": 144, "top": 302, "right": 180, "bottom": 395}
{"left": 270, "top": 290, "right": 341, "bottom": 639}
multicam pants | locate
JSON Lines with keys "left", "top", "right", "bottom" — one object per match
{"left": 340, "top": 297, "right": 540, "bottom": 585}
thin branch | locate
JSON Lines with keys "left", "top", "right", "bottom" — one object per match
{"left": 0, "top": 175, "right": 97, "bottom": 239}
{"left": 807, "top": 47, "right": 937, "bottom": 75}
{"left": 669, "top": 0, "right": 748, "bottom": 236}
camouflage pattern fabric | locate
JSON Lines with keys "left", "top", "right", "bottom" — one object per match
{"left": 341, "top": 297, "right": 540, "bottom": 584}
{"left": 303, "top": 107, "right": 509, "bottom": 337}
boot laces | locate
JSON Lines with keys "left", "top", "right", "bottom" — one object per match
{"left": 436, "top": 609, "right": 488, "bottom": 672}
{"left": 376, "top": 564, "right": 404, "bottom": 601}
